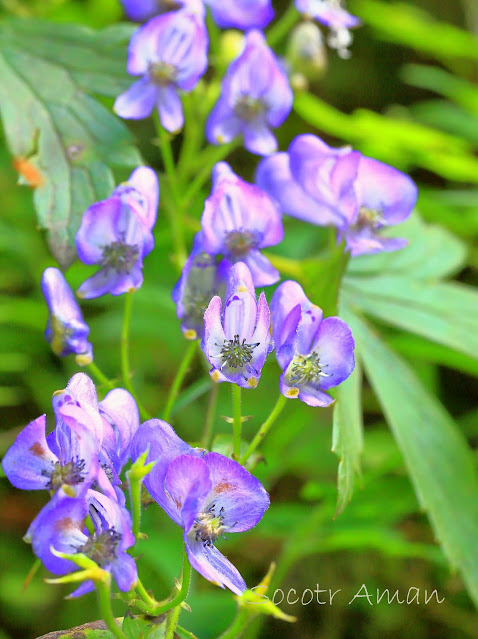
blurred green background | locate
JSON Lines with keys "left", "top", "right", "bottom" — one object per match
{"left": 1, "top": 0, "right": 478, "bottom": 638}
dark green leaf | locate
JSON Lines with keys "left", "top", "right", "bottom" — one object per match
{"left": 346, "top": 306, "right": 478, "bottom": 607}
{"left": 0, "top": 19, "right": 141, "bottom": 267}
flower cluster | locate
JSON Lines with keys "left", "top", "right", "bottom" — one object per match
{"left": 2, "top": 374, "right": 140, "bottom": 595}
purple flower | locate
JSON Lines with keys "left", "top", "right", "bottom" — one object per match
{"left": 206, "top": 0, "right": 274, "bottom": 30}
{"left": 257, "top": 134, "right": 417, "bottom": 256}
{"left": 41, "top": 268, "right": 93, "bottom": 365}
{"left": 271, "top": 281, "right": 355, "bottom": 406}
{"left": 114, "top": 9, "right": 208, "bottom": 132}
{"left": 26, "top": 489, "right": 137, "bottom": 596}
{"left": 256, "top": 134, "right": 361, "bottom": 227}
{"left": 2, "top": 408, "right": 99, "bottom": 498}
{"left": 121, "top": 0, "right": 186, "bottom": 22}
{"left": 99, "top": 388, "right": 140, "bottom": 471}
{"left": 172, "top": 232, "right": 230, "bottom": 340}
{"left": 75, "top": 176, "right": 156, "bottom": 298}
{"left": 200, "top": 163, "right": 283, "bottom": 287}
{"left": 339, "top": 155, "right": 418, "bottom": 256}
{"left": 132, "top": 419, "right": 269, "bottom": 594}
{"left": 207, "top": 30, "right": 293, "bottom": 155}
{"left": 201, "top": 262, "right": 271, "bottom": 389}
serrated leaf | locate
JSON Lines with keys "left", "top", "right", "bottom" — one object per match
{"left": 346, "top": 306, "right": 478, "bottom": 607}
{"left": 331, "top": 358, "right": 363, "bottom": 515}
{"left": 0, "top": 18, "right": 141, "bottom": 267}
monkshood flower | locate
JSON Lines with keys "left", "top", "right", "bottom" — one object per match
{"left": 295, "top": 0, "right": 360, "bottom": 58}
{"left": 99, "top": 388, "right": 140, "bottom": 471}
{"left": 26, "top": 489, "right": 137, "bottom": 596}
{"left": 339, "top": 155, "right": 418, "bottom": 256}
{"left": 172, "top": 232, "right": 230, "bottom": 340}
{"left": 256, "top": 134, "right": 361, "bottom": 227}
{"left": 200, "top": 163, "right": 283, "bottom": 287}
{"left": 2, "top": 406, "right": 99, "bottom": 499}
{"left": 41, "top": 268, "right": 93, "bottom": 366}
{"left": 75, "top": 191, "right": 154, "bottom": 300}
{"left": 257, "top": 134, "right": 418, "bottom": 256}
{"left": 132, "top": 419, "right": 270, "bottom": 594}
{"left": 207, "top": 30, "right": 293, "bottom": 155}
{"left": 114, "top": 8, "right": 208, "bottom": 132}
{"left": 202, "top": 262, "right": 271, "bottom": 389}
{"left": 206, "top": 0, "right": 274, "bottom": 30}
{"left": 271, "top": 281, "right": 355, "bottom": 406}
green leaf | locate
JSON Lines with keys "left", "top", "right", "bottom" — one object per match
{"left": 0, "top": 18, "right": 141, "bottom": 267}
{"left": 343, "top": 276, "right": 478, "bottom": 360}
{"left": 122, "top": 614, "right": 167, "bottom": 639}
{"left": 351, "top": 0, "right": 478, "bottom": 62}
{"left": 346, "top": 306, "right": 478, "bottom": 607}
{"left": 331, "top": 358, "right": 364, "bottom": 515}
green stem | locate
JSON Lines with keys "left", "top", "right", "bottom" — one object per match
{"left": 240, "top": 394, "right": 287, "bottom": 465}
{"left": 135, "top": 578, "right": 156, "bottom": 608}
{"left": 201, "top": 382, "right": 219, "bottom": 448}
{"left": 87, "top": 362, "right": 115, "bottom": 391}
{"left": 267, "top": 3, "right": 299, "bottom": 47}
{"left": 165, "top": 604, "right": 182, "bottom": 639}
{"left": 232, "top": 384, "right": 242, "bottom": 461}
{"left": 163, "top": 340, "right": 197, "bottom": 422}
{"left": 180, "top": 140, "right": 240, "bottom": 208}
{"left": 131, "top": 549, "right": 192, "bottom": 616}
{"left": 121, "top": 292, "right": 151, "bottom": 421}
{"left": 128, "top": 471, "right": 142, "bottom": 542}
{"left": 96, "top": 578, "right": 127, "bottom": 639}
{"left": 217, "top": 609, "right": 250, "bottom": 639}
{"left": 155, "top": 115, "right": 187, "bottom": 268}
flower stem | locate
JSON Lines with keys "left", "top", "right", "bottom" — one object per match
{"left": 165, "top": 604, "right": 182, "bottom": 639}
{"left": 232, "top": 384, "right": 242, "bottom": 461}
{"left": 201, "top": 382, "right": 219, "bottom": 448}
{"left": 96, "top": 578, "right": 127, "bottom": 639}
{"left": 121, "top": 291, "right": 151, "bottom": 421}
{"left": 217, "top": 609, "right": 250, "bottom": 639}
{"left": 163, "top": 340, "right": 197, "bottom": 422}
{"left": 240, "top": 394, "right": 287, "bottom": 465}
{"left": 155, "top": 115, "right": 187, "bottom": 269}
{"left": 135, "top": 578, "right": 156, "bottom": 608}
{"left": 267, "top": 3, "right": 299, "bottom": 47}
{"left": 87, "top": 362, "right": 115, "bottom": 392}
{"left": 127, "top": 472, "right": 142, "bottom": 542}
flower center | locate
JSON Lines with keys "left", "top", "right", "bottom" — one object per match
{"left": 79, "top": 529, "right": 122, "bottom": 566}
{"left": 148, "top": 61, "right": 177, "bottom": 86}
{"left": 102, "top": 241, "right": 139, "bottom": 274}
{"left": 45, "top": 457, "right": 86, "bottom": 491}
{"left": 224, "top": 230, "right": 257, "bottom": 257}
{"left": 287, "top": 352, "right": 329, "bottom": 385}
{"left": 355, "top": 206, "right": 384, "bottom": 230}
{"left": 234, "top": 96, "right": 265, "bottom": 122}
{"left": 220, "top": 334, "right": 259, "bottom": 369}
{"left": 193, "top": 503, "right": 226, "bottom": 547}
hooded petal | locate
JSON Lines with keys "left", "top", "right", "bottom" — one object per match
{"left": 131, "top": 419, "right": 201, "bottom": 525}
{"left": 206, "top": 0, "right": 274, "bottom": 30}
{"left": 75, "top": 198, "right": 124, "bottom": 265}
{"left": 203, "top": 452, "right": 270, "bottom": 532}
{"left": 202, "top": 295, "right": 227, "bottom": 371}
{"left": 2, "top": 415, "right": 56, "bottom": 491}
{"left": 126, "top": 167, "right": 160, "bottom": 231}
{"left": 165, "top": 454, "right": 212, "bottom": 532}
{"left": 185, "top": 536, "right": 247, "bottom": 595}
{"left": 99, "top": 389, "right": 140, "bottom": 469}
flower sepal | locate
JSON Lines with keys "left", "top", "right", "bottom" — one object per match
{"left": 45, "top": 547, "right": 110, "bottom": 586}
{"left": 127, "top": 447, "right": 156, "bottom": 483}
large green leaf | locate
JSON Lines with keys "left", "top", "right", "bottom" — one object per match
{"left": 331, "top": 358, "right": 363, "bottom": 515}
{"left": 0, "top": 18, "right": 140, "bottom": 267}
{"left": 346, "top": 307, "right": 478, "bottom": 607}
